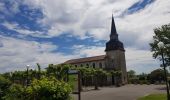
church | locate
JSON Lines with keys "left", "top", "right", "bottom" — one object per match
{"left": 64, "top": 16, "right": 128, "bottom": 85}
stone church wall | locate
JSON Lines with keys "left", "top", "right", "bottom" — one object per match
{"left": 106, "top": 50, "right": 127, "bottom": 84}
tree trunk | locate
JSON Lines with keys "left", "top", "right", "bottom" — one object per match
{"left": 94, "top": 76, "right": 99, "bottom": 90}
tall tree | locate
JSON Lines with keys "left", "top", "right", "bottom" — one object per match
{"left": 127, "top": 70, "right": 136, "bottom": 78}
{"left": 150, "top": 24, "right": 170, "bottom": 66}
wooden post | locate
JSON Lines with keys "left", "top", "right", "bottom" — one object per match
{"left": 78, "top": 71, "right": 81, "bottom": 100}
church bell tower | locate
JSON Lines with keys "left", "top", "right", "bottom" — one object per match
{"left": 105, "top": 15, "right": 127, "bottom": 84}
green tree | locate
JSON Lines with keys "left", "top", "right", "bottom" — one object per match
{"left": 138, "top": 73, "right": 148, "bottom": 81}
{"left": 150, "top": 24, "right": 170, "bottom": 66}
{"left": 0, "top": 75, "right": 12, "bottom": 99}
{"left": 148, "top": 69, "right": 165, "bottom": 83}
{"left": 127, "top": 70, "right": 136, "bottom": 79}
{"left": 110, "top": 70, "right": 122, "bottom": 86}
{"left": 75, "top": 66, "right": 109, "bottom": 89}
{"left": 11, "top": 71, "right": 26, "bottom": 85}
{"left": 1, "top": 72, "right": 12, "bottom": 80}
{"left": 46, "top": 64, "right": 70, "bottom": 81}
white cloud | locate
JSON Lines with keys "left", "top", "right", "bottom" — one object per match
{"left": 17, "top": 0, "right": 170, "bottom": 49}
{"left": 117, "top": 0, "right": 170, "bottom": 49}
{"left": 3, "top": 0, "right": 169, "bottom": 45}
{"left": 72, "top": 45, "right": 105, "bottom": 57}
{"left": 18, "top": 0, "right": 140, "bottom": 40}
{"left": 0, "top": 35, "right": 79, "bottom": 72}
{"left": 125, "top": 48, "right": 160, "bottom": 74}
{"left": 2, "top": 22, "right": 49, "bottom": 38}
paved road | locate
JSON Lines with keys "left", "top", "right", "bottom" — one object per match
{"left": 73, "top": 84, "right": 166, "bottom": 100}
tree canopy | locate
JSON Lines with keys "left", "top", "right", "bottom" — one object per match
{"left": 127, "top": 70, "right": 136, "bottom": 78}
{"left": 150, "top": 23, "right": 170, "bottom": 66}
{"left": 148, "top": 68, "right": 165, "bottom": 83}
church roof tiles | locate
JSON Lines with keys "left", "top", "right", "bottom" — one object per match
{"left": 64, "top": 55, "right": 106, "bottom": 64}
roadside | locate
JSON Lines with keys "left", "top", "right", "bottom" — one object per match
{"left": 73, "top": 84, "right": 166, "bottom": 100}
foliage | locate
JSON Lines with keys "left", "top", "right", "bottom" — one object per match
{"left": 127, "top": 70, "right": 152, "bottom": 84}
{"left": 0, "top": 75, "right": 12, "bottom": 99}
{"left": 68, "top": 75, "right": 77, "bottom": 89}
{"left": 4, "top": 77, "right": 72, "bottom": 100}
{"left": 127, "top": 68, "right": 169, "bottom": 85}
{"left": 1, "top": 72, "right": 11, "bottom": 80}
{"left": 148, "top": 69, "right": 165, "bottom": 84}
{"left": 150, "top": 23, "right": 170, "bottom": 66}
{"left": 138, "top": 94, "right": 166, "bottom": 100}
{"left": 36, "top": 63, "right": 41, "bottom": 79}
{"left": 110, "top": 70, "right": 122, "bottom": 77}
{"left": 11, "top": 70, "right": 35, "bottom": 85}
{"left": 138, "top": 73, "right": 148, "bottom": 81}
{"left": 129, "top": 77, "right": 140, "bottom": 84}
{"left": 93, "top": 68, "right": 108, "bottom": 89}
{"left": 3, "top": 84, "right": 26, "bottom": 100}
{"left": 74, "top": 66, "right": 110, "bottom": 88}
{"left": 46, "top": 64, "right": 70, "bottom": 81}
{"left": 26, "top": 77, "right": 72, "bottom": 100}
{"left": 1, "top": 63, "right": 129, "bottom": 99}
{"left": 110, "top": 70, "right": 122, "bottom": 86}
{"left": 128, "top": 70, "right": 136, "bottom": 79}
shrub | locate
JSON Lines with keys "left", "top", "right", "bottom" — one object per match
{"left": 26, "top": 77, "right": 72, "bottom": 100}
{"left": 139, "top": 80, "right": 148, "bottom": 85}
{"left": 0, "top": 75, "right": 12, "bottom": 99}
{"left": 3, "top": 84, "right": 26, "bottom": 100}
{"left": 4, "top": 77, "right": 72, "bottom": 100}
{"left": 129, "top": 78, "right": 139, "bottom": 84}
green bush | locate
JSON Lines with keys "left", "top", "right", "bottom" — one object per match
{"left": 139, "top": 80, "right": 148, "bottom": 85}
{"left": 129, "top": 78, "right": 139, "bottom": 84}
{"left": 0, "top": 75, "right": 12, "bottom": 99}
{"left": 3, "top": 84, "right": 26, "bottom": 100}
{"left": 4, "top": 77, "right": 72, "bottom": 100}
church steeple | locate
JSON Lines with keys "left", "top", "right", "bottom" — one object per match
{"left": 110, "top": 15, "right": 118, "bottom": 40}
{"left": 105, "top": 14, "right": 125, "bottom": 51}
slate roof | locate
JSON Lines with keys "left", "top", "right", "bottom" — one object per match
{"left": 105, "top": 15, "right": 125, "bottom": 51}
{"left": 64, "top": 55, "right": 106, "bottom": 64}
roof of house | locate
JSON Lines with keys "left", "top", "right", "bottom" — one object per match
{"left": 64, "top": 55, "right": 106, "bottom": 64}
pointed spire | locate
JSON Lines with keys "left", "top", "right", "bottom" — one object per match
{"left": 111, "top": 14, "right": 117, "bottom": 35}
{"left": 105, "top": 14, "right": 124, "bottom": 52}
{"left": 110, "top": 15, "right": 118, "bottom": 40}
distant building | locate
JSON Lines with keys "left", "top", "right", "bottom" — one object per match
{"left": 64, "top": 15, "right": 127, "bottom": 85}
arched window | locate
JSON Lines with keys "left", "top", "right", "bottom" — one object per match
{"left": 99, "top": 63, "right": 102, "bottom": 68}
{"left": 93, "top": 63, "right": 95, "bottom": 68}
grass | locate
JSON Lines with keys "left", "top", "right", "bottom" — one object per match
{"left": 68, "top": 74, "right": 78, "bottom": 90}
{"left": 138, "top": 94, "right": 166, "bottom": 100}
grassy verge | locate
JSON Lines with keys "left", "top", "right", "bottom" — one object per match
{"left": 68, "top": 74, "right": 77, "bottom": 90}
{"left": 138, "top": 94, "right": 166, "bottom": 100}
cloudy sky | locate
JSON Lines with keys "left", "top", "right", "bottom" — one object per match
{"left": 0, "top": 0, "right": 170, "bottom": 74}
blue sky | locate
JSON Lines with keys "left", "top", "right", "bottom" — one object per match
{"left": 0, "top": 0, "right": 170, "bottom": 74}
